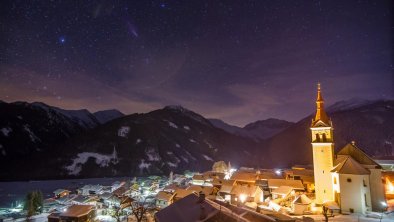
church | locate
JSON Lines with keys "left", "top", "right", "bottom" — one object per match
{"left": 310, "top": 84, "right": 386, "bottom": 213}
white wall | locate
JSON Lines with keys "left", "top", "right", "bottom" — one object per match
{"left": 368, "top": 168, "right": 386, "bottom": 211}
{"left": 339, "top": 174, "right": 371, "bottom": 214}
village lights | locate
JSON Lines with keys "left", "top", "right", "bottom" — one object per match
{"left": 239, "top": 194, "right": 246, "bottom": 203}
{"left": 275, "top": 169, "right": 281, "bottom": 175}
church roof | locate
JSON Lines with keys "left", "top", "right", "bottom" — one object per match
{"left": 311, "top": 83, "right": 331, "bottom": 127}
{"left": 336, "top": 142, "right": 381, "bottom": 168}
{"left": 331, "top": 156, "right": 370, "bottom": 175}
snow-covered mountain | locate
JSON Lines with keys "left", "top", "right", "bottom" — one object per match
{"left": 1, "top": 99, "right": 393, "bottom": 181}
{"left": 93, "top": 109, "right": 124, "bottom": 124}
{"left": 209, "top": 118, "right": 294, "bottom": 140}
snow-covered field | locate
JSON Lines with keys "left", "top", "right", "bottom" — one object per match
{"left": 0, "top": 177, "right": 130, "bottom": 208}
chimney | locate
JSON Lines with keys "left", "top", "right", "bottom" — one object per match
{"left": 197, "top": 191, "right": 205, "bottom": 203}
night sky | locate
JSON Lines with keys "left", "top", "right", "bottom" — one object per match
{"left": 0, "top": 0, "right": 392, "bottom": 126}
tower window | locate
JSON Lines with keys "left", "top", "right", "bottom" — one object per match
{"left": 316, "top": 134, "right": 320, "bottom": 142}
{"left": 363, "top": 179, "right": 367, "bottom": 187}
{"left": 347, "top": 178, "right": 352, "bottom": 183}
{"left": 334, "top": 177, "right": 337, "bottom": 184}
{"left": 322, "top": 133, "right": 327, "bottom": 142}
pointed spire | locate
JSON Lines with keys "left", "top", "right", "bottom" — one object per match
{"left": 312, "top": 83, "right": 331, "bottom": 126}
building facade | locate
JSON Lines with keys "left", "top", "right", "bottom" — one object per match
{"left": 310, "top": 84, "right": 386, "bottom": 213}
{"left": 310, "top": 83, "right": 335, "bottom": 204}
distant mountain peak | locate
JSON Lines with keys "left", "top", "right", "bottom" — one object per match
{"left": 326, "top": 98, "right": 373, "bottom": 112}
{"left": 163, "top": 105, "right": 189, "bottom": 112}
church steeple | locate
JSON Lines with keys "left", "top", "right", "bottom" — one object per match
{"left": 312, "top": 83, "right": 331, "bottom": 127}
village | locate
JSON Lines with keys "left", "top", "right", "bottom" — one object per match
{"left": 1, "top": 157, "right": 393, "bottom": 222}
{"left": 1, "top": 85, "right": 394, "bottom": 222}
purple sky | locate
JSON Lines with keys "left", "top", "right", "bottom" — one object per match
{"left": 0, "top": 0, "right": 392, "bottom": 126}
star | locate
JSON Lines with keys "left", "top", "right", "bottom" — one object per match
{"left": 59, "top": 36, "right": 66, "bottom": 44}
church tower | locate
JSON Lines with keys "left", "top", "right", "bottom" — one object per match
{"left": 311, "top": 83, "right": 334, "bottom": 204}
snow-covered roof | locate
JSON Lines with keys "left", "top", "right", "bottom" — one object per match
{"left": 336, "top": 142, "right": 381, "bottom": 168}
{"left": 155, "top": 194, "right": 218, "bottom": 222}
{"left": 293, "top": 194, "right": 312, "bottom": 205}
{"left": 331, "top": 156, "right": 370, "bottom": 175}
{"left": 230, "top": 184, "right": 260, "bottom": 197}
{"left": 156, "top": 191, "right": 175, "bottom": 201}
{"left": 267, "top": 179, "right": 304, "bottom": 190}
{"left": 271, "top": 186, "right": 293, "bottom": 196}
{"left": 61, "top": 205, "right": 94, "bottom": 217}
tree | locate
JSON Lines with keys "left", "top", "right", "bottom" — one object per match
{"left": 322, "top": 206, "right": 329, "bottom": 222}
{"left": 130, "top": 196, "right": 156, "bottom": 222}
{"left": 24, "top": 190, "right": 43, "bottom": 220}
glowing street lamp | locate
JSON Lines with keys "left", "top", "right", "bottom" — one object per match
{"left": 239, "top": 194, "right": 247, "bottom": 203}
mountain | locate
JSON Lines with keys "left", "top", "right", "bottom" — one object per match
{"left": 0, "top": 105, "right": 264, "bottom": 180}
{"left": 208, "top": 119, "right": 252, "bottom": 138}
{"left": 93, "top": 109, "right": 125, "bottom": 124}
{"left": 244, "top": 118, "right": 294, "bottom": 139}
{"left": 1, "top": 99, "right": 393, "bottom": 181}
{"left": 0, "top": 101, "right": 91, "bottom": 157}
{"left": 264, "top": 100, "right": 394, "bottom": 168}
{"left": 209, "top": 118, "right": 293, "bottom": 140}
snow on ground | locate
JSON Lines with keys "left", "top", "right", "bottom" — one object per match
{"left": 165, "top": 120, "right": 178, "bottom": 129}
{"left": 118, "top": 126, "right": 130, "bottom": 137}
{"left": 204, "top": 140, "right": 214, "bottom": 149}
{"left": 202, "top": 154, "right": 214, "bottom": 161}
{"left": 23, "top": 124, "right": 40, "bottom": 143}
{"left": 135, "top": 138, "right": 142, "bottom": 144}
{"left": 139, "top": 159, "right": 150, "bottom": 170}
{"left": 65, "top": 150, "right": 118, "bottom": 175}
{"left": 183, "top": 126, "right": 190, "bottom": 130}
{"left": 181, "top": 156, "right": 189, "bottom": 163}
{"left": 146, "top": 148, "right": 161, "bottom": 161}
{"left": 0, "top": 144, "right": 5, "bottom": 156}
{"left": 300, "top": 212, "right": 394, "bottom": 222}
{"left": 184, "top": 150, "right": 197, "bottom": 161}
{"left": 167, "top": 162, "right": 177, "bottom": 167}
{"left": 1, "top": 127, "right": 12, "bottom": 137}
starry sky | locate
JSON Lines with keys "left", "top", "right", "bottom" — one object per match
{"left": 0, "top": 0, "right": 392, "bottom": 126}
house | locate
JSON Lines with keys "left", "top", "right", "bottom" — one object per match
{"left": 48, "top": 205, "right": 95, "bottom": 222}
{"left": 173, "top": 189, "right": 197, "bottom": 201}
{"left": 71, "top": 195, "right": 98, "bottom": 206}
{"left": 291, "top": 194, "right": 312, "bottom": 215}
{"left": 155, "top": 193, "right": 234, "bottom": 222}
{"left": 271, "top": 186, "right": 294, "bottom": 199}
{"left": 284, "top": 168, "right": 314, "bottom": 192}
{"left": 156, "top": 191, "right": 175, "bottom": 209}
{"left": 230, "top": 171, "right": 259, "bottom": 185}
{"left": 230, "top": 184, "right": 263, "bottom": 204}
{"left": 53, "top": 189, "right": 71, "bottom": 199}
{"left": 112, "top": 186, "right": 130, "bottom": 197}
{"left": 186, "top": 185, "right": 216, "bottom": 199}
{"left": 79, "top": 184, "right": 103, "bottom": 195}
{"left": 217, "top": 180, "right": 236, "bottom": 202}
{"left": 267, "top": 179, "right": 305, "bottom": 192}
